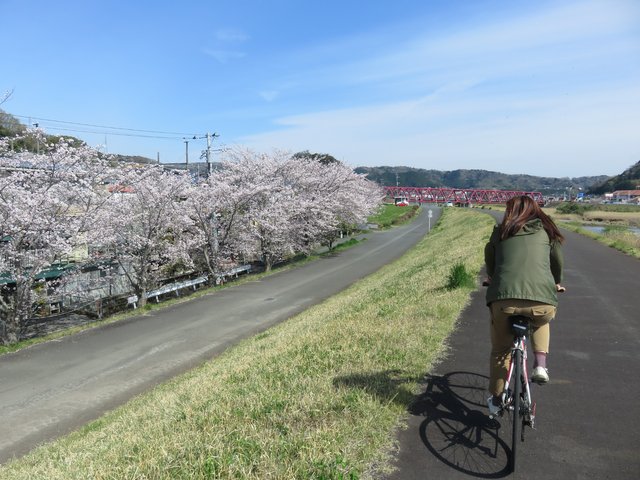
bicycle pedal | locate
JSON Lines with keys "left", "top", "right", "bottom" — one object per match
{"left": 524, "top": 412, "right": 536, "bottom": 429}
{"left": 489, "top": 409, "right": 504, "bottom": 420}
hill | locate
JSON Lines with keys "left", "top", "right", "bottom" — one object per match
{"left": 354, "top": 165, "right": 609, "bottom": 194}
{"left": 587, "top": 160, "right": 640, "bottom": 194}
{"left": 0, "top": 110, "right": 157, "bottom": 165}
{"left": 1, "top": 109, "right": 624, "bottom": 192}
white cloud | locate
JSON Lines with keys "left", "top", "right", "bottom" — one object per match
{"left": 203, "top": 28, "right": 250, "bottom": 63}
{"left": 424, "top": 1, "right": 637, "bottom": 55}
{"left": 238, "top": 82, "right": 640, "bottom": 177}
{"left": 265, "top": 0, "right": 639, "bottom": 97}
{"left": 202, "top": 48, "right": 246, "bottom": 63}
{"left": 259, "top": 90, "right": 279, "bottom": 102}
{"left": 233, "top": 0, "right": 640, "bottom": 177}
{"left": 215, "top": 28, "right": 249, "bottom": 43}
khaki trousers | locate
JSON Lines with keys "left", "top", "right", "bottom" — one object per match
{"left": 489, "top": 299, "right": 556, "bottom": 396}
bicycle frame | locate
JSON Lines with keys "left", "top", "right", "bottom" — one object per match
{"left": 501, "top": 333, "right": 535, "bottom": 429}
{"left": 490, "top": 316, "right": 537, "bottom": 473}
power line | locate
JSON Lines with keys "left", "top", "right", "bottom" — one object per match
{"left": 40, "top": 125, "right": 185, "bottom": 140}
{"left": 13, "top": 114, "right": 203, "bottom": 137}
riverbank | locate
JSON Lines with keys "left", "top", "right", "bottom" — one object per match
{"left": 0, "top": 208, "right": 494, "bottom": 479}
{"left": 544, "top": 204, "right": 640, "bottom": 259}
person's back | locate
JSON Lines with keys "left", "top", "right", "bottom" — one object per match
{"left": 484, "top": 195, "right": 564, "bottom": 415}
{"left": 486, "top": 218, "right": 560, "bottom": 307}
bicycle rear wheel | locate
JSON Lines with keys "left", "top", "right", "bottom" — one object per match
{"left": 510, "top": 348, "right": 522, "bottom": 473}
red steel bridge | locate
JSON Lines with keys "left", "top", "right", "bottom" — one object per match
{"left": 384, "top": 186, "right": 545, "bottom": 205}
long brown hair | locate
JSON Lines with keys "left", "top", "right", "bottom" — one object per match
{"left": 500, "top": 195, "right": 564, "bottom": 243}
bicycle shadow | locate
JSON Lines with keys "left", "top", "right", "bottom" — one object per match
{"left": 412, "top": 371, "right": 512, "bottom": 478}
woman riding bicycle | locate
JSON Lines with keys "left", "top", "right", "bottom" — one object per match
{"left": 484, "top": 195, "right": 565, "bottom": 414}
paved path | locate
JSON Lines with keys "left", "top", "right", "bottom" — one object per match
{"left": 0, "top": 207, "right": 441, "bottom": 464}
{"left": 384, "top": 214, "right": 640, "bottom": 479}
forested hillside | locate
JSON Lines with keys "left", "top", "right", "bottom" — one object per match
{"left": 587, "top": 160, "right": 640, "bottom": 194}
{"left": 355, "top": 165, "right": 609, "bottom": 194}
{"left": 0, "top": 109, "right": 156, "bottom": 164}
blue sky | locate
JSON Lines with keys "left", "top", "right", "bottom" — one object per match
{"left": 2, "top": 0, "right": 639, "bottom": 177}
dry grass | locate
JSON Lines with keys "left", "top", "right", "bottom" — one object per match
{"left": 543, "top": 207, "right": 640, "bottom": 258}
{"left": 582, "top": 211, "right": 640, "bottom": 226}
{"left": 543, "top": 207, "right": 640, "bottom": 226}
{"left": 559, "top": 222, "right": 640, "bottom": 258}
{"left": 0, "top": 209, "right": 494, "bottom": 480}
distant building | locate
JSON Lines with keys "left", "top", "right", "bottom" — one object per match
{"left": 161, "top": 161, "right": 218, "bottom": 181}
{"left": 611, "top": 190, "right": 640, "bottom": 203}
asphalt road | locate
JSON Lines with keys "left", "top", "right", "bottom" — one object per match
{"left": 384, "top": 212, "right": 640, "bottom": 479}
{"left": 0, "top": 206, "right": 441, "bottom": 464}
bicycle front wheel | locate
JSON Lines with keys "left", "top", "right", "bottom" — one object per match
{"left": 510, "top": 348, "right": 522, "bottom": 473}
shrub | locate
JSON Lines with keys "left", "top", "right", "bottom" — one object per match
{"left": 446, "top": 262, "right": 476, "bottom": 290}
{"left": 555, "top": 202, "right": 591, "bottom": 215}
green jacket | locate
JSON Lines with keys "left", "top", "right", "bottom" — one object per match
{"left": 485, "top": 218, "right": 563, "bottom": 306}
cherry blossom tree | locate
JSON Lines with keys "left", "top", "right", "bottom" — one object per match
{"left": 0, "top": 89, "right": 13, "bottom": 105}
{"left": 185, "top": 151, "right": 266, "bottom": 282}
{"left": 220, "top": 149, "right": 295, "bottom": 271}
{"left": 280, "top": 155, "right": 382, "bottom": 249}
{"left": 92, "top": 164, "right": 197, "bottom": 308}
{"left": 0, "top": 127, "right": 382, "bottom": 344}
{"left": 216, "top": 148, "right": 382, "bottom": 271}
{"left": 0, "top": 130, "right": 115, "bottom": 344}
{"left": 323, "top": 161, "right": 383, "bottom": 243}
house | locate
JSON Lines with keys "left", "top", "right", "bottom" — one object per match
{"left": 611, "top": 190, "right": 640, "bottom": 203}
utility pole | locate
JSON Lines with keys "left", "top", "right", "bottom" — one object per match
{"left": 205, "top": 133, "right": 211, "bottom": 175}
{"left": 205, "top": 132, "right": 219, "bottom": 176}
{"left": 184, "top": 140, "right": 189, "bottom": 171}
{"left": 33, "top": 123, "right": 40, "bottom": 155}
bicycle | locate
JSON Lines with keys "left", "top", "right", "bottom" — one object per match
{"left": 488, "top": 314, "right": 535, "bottom": 473}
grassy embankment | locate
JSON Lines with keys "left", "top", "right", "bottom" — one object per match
{"left": 1, "top": 208, "right": 494, "bottom": 479}
{"left": 0, "top": 205, "right": 414, "bottom": 356}
{"left": 370, "top": 204, "right": 419, "bottom": 228}
{"left": 544, "top": 203, "right": 640, "bottom": 259}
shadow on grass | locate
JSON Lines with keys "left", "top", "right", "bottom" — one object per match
{"left": 332, "top": 369, "right": 418, "bottom": 407}
{"left": 335, "top": 370, "right": 513, "bottom": 478}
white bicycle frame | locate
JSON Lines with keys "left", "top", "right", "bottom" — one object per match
{"left": 502, "top": 334, "right": 533, "bottom": 413}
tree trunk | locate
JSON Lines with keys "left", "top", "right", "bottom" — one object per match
{"left": 1, "top": 309, "right": 21, "bottom": 345}
{"left": 1, "top": 280, "right": 33, "bottom": 344}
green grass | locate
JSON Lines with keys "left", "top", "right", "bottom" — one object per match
{"left": 332, "top": 237, "right": 361, "bottom": 251}
{"left": 446, "top": 262, "right": 477, "bottom": 290}
{"left": 555, "top": 202, "right": 640, "bottom": 215}
{"left": 0, "top": 208, "right": 494, "bottom": 479}
{"left": 368, "top": 204, "right": 419, "bottom": 229}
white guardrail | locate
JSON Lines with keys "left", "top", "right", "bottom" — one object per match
{"left": 127, "top": 265, "right": 252, "bottom": 308}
